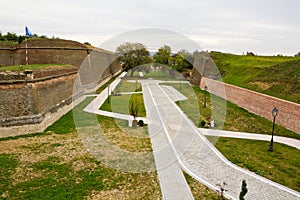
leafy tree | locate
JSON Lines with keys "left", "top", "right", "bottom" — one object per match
{"left": 239, "top": 180, "right": 248, "bottom": 200}
{"left": 153, "top": 45, "right": 172, "bottom": 66}
{"left": 295, "top": 52, "right": 300, "bottom": 57}
{"left": 178, "top": 49, "right": 194, "bottom": 68}
{"left": 18, "top": 35, "right": 25, "bottom": 44}
{"left": 116, "top": 42, "right": 151, "bottom": 72}
{"left": 4, "top": 32, "right": 18, "bottom": 42}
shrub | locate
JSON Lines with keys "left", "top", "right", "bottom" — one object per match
{"left": 138, "top": 120, "right": 144, "bottom": 127}
{"left": 200, "top": 120, "right": 206, "bottom": 127}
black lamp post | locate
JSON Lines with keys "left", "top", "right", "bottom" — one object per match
{"left": 107, "top": 84, "right": 110, "bottom": 103}
{"left": 204, "top": 85, "right": 208, "bottom": 108}
{"left": 180, "top": 78, "right": 182, "bottom": 90}
{"left": 269, "top": 107, "right": 278, "bottom": 152}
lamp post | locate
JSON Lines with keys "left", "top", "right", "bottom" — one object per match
{"left": 180, "top": 78, "right": 182, "bottom": 90}
{"left": 204, "top": 85, "right": 208, "bottom": 108}
{"left": 107, "top": 84, "right": 110, "bottom": 103}
{"left": 269, "top": 107, "right": 278, "bottom": 152}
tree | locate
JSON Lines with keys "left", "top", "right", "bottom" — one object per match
{"left": 129, "top": 100, "right": 139, "bottom": 119}
{"left": 239, "top": 180, "right": 248, "bottom": 200}
{"left": 178, "top": 49, "right": 193, "bottom": 69}
{"left": 295, "top": 52, "right": 300, "bottom": 57}
{"left": 153, "top": 45, "right": 172, "bottom": 66}
{"left": 116, "top": 42, "right": 151, "bottom": 72}
{"left": 4, "top": 32, "right": 18, "bottom": 42}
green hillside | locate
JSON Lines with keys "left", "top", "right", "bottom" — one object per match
{"left": 210, "top": 52, "right": 300, "bottom": 103}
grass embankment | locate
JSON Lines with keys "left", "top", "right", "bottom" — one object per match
{"left": 210, "top": 52, "right": 300, "bottom": 103}
{"left": 0, "top": 64, "right": 72, "bottom": 71}
{"left": 215, "top": 138, "right": 300, "bottom": 192}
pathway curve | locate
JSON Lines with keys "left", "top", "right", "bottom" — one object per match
{"left": 141, "top": 80, "right": 300, "bottom": 200}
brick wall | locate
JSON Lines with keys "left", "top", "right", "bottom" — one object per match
{"left": 200, "top": 77, "right": 300, "bottom": 134}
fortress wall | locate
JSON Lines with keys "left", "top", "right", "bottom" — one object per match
{"left": 200, "top": 77, "right": 300, "bottom": 134}
{"left": 0, "top": 69, "right": 78, "bottom": 123}
{"left": 0, "top": 83, "right": 34, "bottom": 118}
{"left": 0, "top": 39, "right": 116, "bottom": 68}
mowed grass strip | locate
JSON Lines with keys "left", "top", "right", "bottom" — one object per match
{"left": 0, "top": 64, "right": 71, "bottom": 71}
{"left": 214, "top": 137, "right": 300, "bottom": 192}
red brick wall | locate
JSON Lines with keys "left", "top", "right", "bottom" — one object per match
{"left": 200, "top": 77, "right": 300, "bottom": 134}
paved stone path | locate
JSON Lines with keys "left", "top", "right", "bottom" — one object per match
{"left": 141, "top": 80, "right": 300, "bottom": 200}
{"left": 142, "top": 81, "right": 194, "bottom": 200}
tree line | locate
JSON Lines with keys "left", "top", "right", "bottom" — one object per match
{"left": 0, "top": 31, "right": 48, "bottom": 44}
{"left": 116, "top": 42, "right": 198, "bottom": 73}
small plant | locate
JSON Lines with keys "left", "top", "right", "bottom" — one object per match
{"left": 138, "top": 120, "right": 144, "bottom": 127}
{"left": 200, "top": 120, "right": 206, "bottom": 127}
{"left": 216, "top": 182, "right": 228, "bottom": 199}
{"left": 129, "top": 101, "right": 139, "bottom": 119}
{"left": 239, "top": 180, "right": 248, "bottom": 200}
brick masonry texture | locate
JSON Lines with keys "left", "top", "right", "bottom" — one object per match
{"left": 200, "top": 77, "right": 300, "bottom": 134}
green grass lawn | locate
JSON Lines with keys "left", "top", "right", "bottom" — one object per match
{"left": 210, "top": 52, "right": 300, "bottom": 103}
{"left": 0, "top": 64, "right": 71, "bottom": 71}
{"left": 214, "top": 137, "right": 300, "bottom": 192}
{"left": 100, "top": 93, "right": 146, "bottom": 117}
{"left": 100, "top": 80, "right": 146, "bottom": 117}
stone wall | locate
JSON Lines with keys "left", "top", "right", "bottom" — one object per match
{"left": 0, "top": 38, "right": 116, "bottom": 68}
{"left": 0, "top": 68, "right": 78, "bottom": 125}
{"left": 200, "top": 77, "right": 300, "bottom": 134}
{"left": 0, "top": 64, "right": 121, "bottom": 137}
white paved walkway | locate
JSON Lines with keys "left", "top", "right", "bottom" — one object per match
{"left": 84, "top": 72, "right": 126, "bottom": 114}
{"left": 199, "top": 128, "right": 300, "bottom": 150}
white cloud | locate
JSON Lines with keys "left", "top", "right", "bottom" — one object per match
{"left": 0, "top": 0, "right": 299, "bottom": 55}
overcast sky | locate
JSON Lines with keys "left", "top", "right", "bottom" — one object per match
{"left": 1, "top": 0, "right": 299, "bottom": 55}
